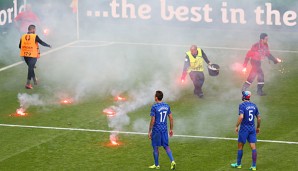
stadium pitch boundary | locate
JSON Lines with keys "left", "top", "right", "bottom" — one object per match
{"left": 0, "top": 41, "right": 79, "bottom": 72}
{"left": 0, "top": 123, "right": 297, "bottom": 145}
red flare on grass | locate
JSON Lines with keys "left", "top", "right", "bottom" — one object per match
{"left": 60, "top": 98, "right": 73, "bottom": 104}
{"left": 102, "top": 134, "right": 123, "bottom": 147}
{"left": 114, "top": 96, "right": 126, "bottom": 101}
{"left": 103, "top": 108, "right": 116, "bottom": 117}
{"left": 109, "top": 134, "right": 120, "bottom": 146}
{"left": 10, "top": 108, "right": 28, "bottom": 117}
{"left": 104, "top": 140, "right": 123, "bottom": 147}
{"left": 110, "top": 140, "right": 119, "bottom": 146}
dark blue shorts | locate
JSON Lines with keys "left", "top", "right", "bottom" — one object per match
{"left": 238, "top": 129, "right": 257, "bottom": 144}
{"left": 151, "top": 131, "right": 169, "bottom": 147}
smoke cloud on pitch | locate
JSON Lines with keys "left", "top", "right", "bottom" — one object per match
{"left": 1, "top": 0, "right": 297, "bottom": 136}
{"left": 18, "top": 93, "right": 44, "bottom": 110}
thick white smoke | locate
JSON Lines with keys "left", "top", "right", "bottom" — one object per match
{"left": 17, "top": 93, "right": 45, "bottom": 114}
{"left": 1, "top": 0, "right": 295, "bottom": 140}
{"left": 106, "top": 73, "right": 182, "bottom": 141}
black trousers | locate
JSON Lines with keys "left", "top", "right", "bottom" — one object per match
{"left": 189, "top": 71, "right": 205, "bottom": 96}
{"left": 24, "top": 57, "right": 37, "bottom": 81}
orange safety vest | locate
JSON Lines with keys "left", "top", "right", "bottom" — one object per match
{"left": 20, "top": 34, "right": 40, "bottom": 58}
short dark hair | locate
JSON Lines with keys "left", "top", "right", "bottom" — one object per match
{"left": 28, "top": 24, "right": 36, "bottom": 31}
{"left": 155, "top": 90, "right": 163, "bottom": 101}
{"left": 260, "top": 33, "right": 268, "bottom": 40}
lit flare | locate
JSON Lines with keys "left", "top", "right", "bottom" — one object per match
{"left": 60, "top": 98, "right": 73, "bottom": 104}
{"left": 110, "top": 134, "right": 119, "bottom": 146}
{"left": 43, "top": 28, "right": 50, "bottom": 36}
{"left": 242, "top": 67, "right": 247, "bottom": 73}
{"left": 103, "top": 108, "right": 116, "bottom": 117}
{"left": 15, "top": 108, "right": 27, "bottom": 116}
{"left": 114, "top": 96, "right": 126, "bottom": 102}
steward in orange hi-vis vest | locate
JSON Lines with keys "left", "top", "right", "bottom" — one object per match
{"left": 20, "top": 34, "right": 40, "bottom": 58}
{"left": 19, "top": 24, "right": 51, "bottom": 89}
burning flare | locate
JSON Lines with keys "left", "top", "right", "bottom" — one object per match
{"left": 242, "top": 67, "right": 247, "bottom": 73}
{"left": 15, "top": 107, "right": 27, "bottom": 116}
{"left": 43, "top": 28, "right": 50, "bottom": 36}
{"left": 103, "top": 108, "right": 116, "bottom": 117}
{"left": 110, "top": 133, "right": 119, "bottom": 146}
{"left": 114, "top": 95, "right": 126, "bottom": 102}
{"left": 60, "top": 98, "right": 73, "bottom": 104}
{"left": 276, "top": 57, "right": 282, "bottom": 63}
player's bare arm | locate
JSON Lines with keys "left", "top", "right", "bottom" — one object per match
{"left": 235, "top": 114, "right": 244, "bottom": 133}
{"left": 168, "top": 113, "right": 173, "bottom": 137}
{"left": 148, "top": 116, "right": 155, "bottom": 139}
{"left": 256, "top": 115, "right": 261, "bottom": 134}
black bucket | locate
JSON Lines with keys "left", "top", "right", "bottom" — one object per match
{"left": 208, "top": 64, "right": 220, "bottom": 76}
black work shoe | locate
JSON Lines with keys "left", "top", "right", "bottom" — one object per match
{"left": 198, "top": 94, "right": 204, "bottom": 98}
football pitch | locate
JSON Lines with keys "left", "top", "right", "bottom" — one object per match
{"left": 0, "top": 37, "right": 298, "bottom": 171}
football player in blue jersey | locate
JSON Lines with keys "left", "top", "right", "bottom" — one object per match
{"left": 231, "top": 91, "right": 261, "bottom": 171}
{"left": 148, "top": 90, "right": 176, "bottom": 170}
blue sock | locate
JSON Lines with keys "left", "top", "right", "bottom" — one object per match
{"left": 252, "top": 149, "right": 257, "bottom": 167}
{"left": 237, "top": 150, "right": 243, "bottom": 165}
{"left": 153, "top": 147, "right": 159, "bottom": 166}
{"left": 164, "top": 146, "right": 174, "bottom": 162}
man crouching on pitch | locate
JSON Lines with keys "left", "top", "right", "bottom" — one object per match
{"left": 148, "top": 90, "right": 176, "bottom": 170}
{"left": 231, "top": 91, "right": 261, "bottom": 171}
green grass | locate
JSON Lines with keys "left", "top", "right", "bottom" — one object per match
{"left": 0, "top": 41, "right": 297, "bottom": 171}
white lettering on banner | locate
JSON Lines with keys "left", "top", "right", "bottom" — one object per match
{"left": 0, "top": 0, "right": 26, "bottom": 26}
{"left": 160, "top": 0, "right": 212, "bottom": 22}
{"left": 110, "top": 0, "right": 120, "bottom": 18}
{"left": 0, "top": 10, "right": 7, "bottom": 25}
{"left": 84, "top": 1, "right": 297, "bottom": 27}
{"left": 255, "top": 3, "right": 297, "bottom": 26}
{"left": 221, "top": 2, "right": 246, "bottom": 24}
{"left": 109, "top": 0, "right": 151, "bottom": 19}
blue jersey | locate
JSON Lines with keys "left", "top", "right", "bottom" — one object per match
{"left": 239, "top": 101, "right": 259, "bottom": 132}
{"left": 150, "top": 102, "right": 171, "bottom": 133}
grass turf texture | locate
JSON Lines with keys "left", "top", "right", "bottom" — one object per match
{"left": 0, "top": 42, "right": 297, "bottom": 171}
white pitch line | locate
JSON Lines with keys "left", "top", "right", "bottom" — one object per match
{"left": 41, "top": 40, "right": 79, "bottom": 56}
{"left": 68, "top": 42, "right": 114, "bottom": 48}
{"left": 0, "top": 41, "right": 79, "bottom": 73}
{"left": 78, "top": 39, "right": 298, "bottom": 53}
{"left": 0, "top": 61, "right": 24, "bottom": 72}
{"left": 0, "top": 124, "right": 297, "bottom": 145}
